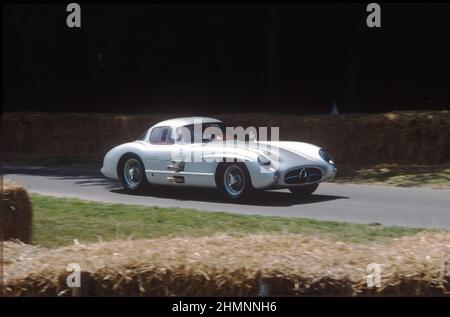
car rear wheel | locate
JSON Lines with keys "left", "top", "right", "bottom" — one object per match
{"left": 217, "top": 163, "right": 253, "bottom": 201}
{"left": 289, "top": 184, "right": 319, "bottom": 196}
{"left": 120, "top": 155, "right": 148, "bottom": 193}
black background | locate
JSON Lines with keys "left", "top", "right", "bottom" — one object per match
{"left": 4, "top": 3, "right": 450, "bottom": 114}
{"left": 0, "top": 296, "right": 447, "bottom": 315}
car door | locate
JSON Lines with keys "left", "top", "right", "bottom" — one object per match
{"left": 143, "top": 126, "right": 181, "bottom": 185}
{"left": 173, "top": 124, "right": 219, "bottom": 187}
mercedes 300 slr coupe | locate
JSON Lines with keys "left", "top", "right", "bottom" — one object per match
{"left": 101, "top": 117, "right": 337, "bottom": 200}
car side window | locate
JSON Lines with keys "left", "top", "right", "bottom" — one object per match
{"left": 149, "top": 126, "right": 174, "bottom": 145}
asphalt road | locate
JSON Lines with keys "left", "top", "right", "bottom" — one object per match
{"left": 4, "top": 165, "right": 450, "bottom": 230}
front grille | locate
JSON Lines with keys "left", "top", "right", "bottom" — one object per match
{"left": 284, "top": 167, "right": 323, "bottom": 184}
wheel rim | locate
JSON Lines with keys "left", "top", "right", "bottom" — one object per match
{"left": 123, "top": 158, "right": 142, "bottom": 188}
{"left": 223, "top": 165, "right": 245, "bottom": 197}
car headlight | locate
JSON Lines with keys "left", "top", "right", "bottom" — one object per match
{"left": 257, "top": 154, "right": 271, "bottom": 166}
{"left": 319, "top": 149, "right": 335, "bottom": 165}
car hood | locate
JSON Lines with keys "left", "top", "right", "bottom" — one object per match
{"left": 255, "top": 141, "right": 322, "bottom": 162}
{"left": 204, "top": 140, "right": 322, "bottom": 163}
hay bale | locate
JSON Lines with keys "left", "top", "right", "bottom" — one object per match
{"left": 1, "top": 180, "right": 33, "bottom": 244}
{"left": 4, "top": 110, "right": 450, "bottom": 165}
{"left": 3, "top": 232, "right": 450, "bottom": 296}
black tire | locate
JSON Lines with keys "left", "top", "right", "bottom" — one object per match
{"left": 289, "top": 184, "right": 319, "bottom": 196}
{"left": 118, "top": 154, "right": 149, "bottom": 193}
{"left": 216, "top": 162, "right": 253, "bottom": 201}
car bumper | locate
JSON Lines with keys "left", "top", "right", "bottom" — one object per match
{"left": 248, "top": 161, "right": 337, "bottom": 189}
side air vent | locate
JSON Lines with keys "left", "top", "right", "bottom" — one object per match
{"left": 167, "top": 176, "right": 185, "bottom": 184}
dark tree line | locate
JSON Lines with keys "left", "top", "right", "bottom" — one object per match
{"left": 4, "top": 3, "right": 450, "bottom": 114}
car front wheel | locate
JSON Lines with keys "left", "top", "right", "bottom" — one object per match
{"left": 217, "top": 163, "right": 253, "bottom": 201}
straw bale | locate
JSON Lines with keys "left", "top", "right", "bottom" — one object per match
{"left": 4, "top": 111, "right": 450, "bottom": 165}
{"left": 1, "top": 180, "right": 33, "bottom": 244}
{"left": 4, "top": 232, "right": 449, "bottom": 296}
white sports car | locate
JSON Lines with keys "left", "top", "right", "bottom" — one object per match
{"left": 101, "top": 117, "right": 337, "bottom": 200}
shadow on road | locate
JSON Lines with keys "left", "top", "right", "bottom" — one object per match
{"left": 5, "top": 165, "right": 101, "bottom": 176}
{"left": 110, "top": 186, "right": 349, "bottom": 207}
{"left": 5, "top": 165, "right": 348, "bottom": 207}
{"left": 4, "top": 165, "right": 120, "bottom": 190}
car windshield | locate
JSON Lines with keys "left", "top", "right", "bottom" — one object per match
{"left": 177, "top": 122, "right": 226, "bottom": 144}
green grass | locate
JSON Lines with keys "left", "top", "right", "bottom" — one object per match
{"left": 30, "top": 194, "right": 429, "bottom": 248}
{"left": 334, "top": 164, "right": 450, "bottom": 188}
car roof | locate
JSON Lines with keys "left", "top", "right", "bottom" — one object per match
{"left": 152, "top": 117, "right": 222, "bottom": 129}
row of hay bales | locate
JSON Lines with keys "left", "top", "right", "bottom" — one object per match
{"left": 4, "top": 232, "right": 450, "bottom": 296}
{"left": 4, "top": 110, "right": 450, "bottom": 165}
{"left": 1, "top": 180, "right": 33, "bottom": 244}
